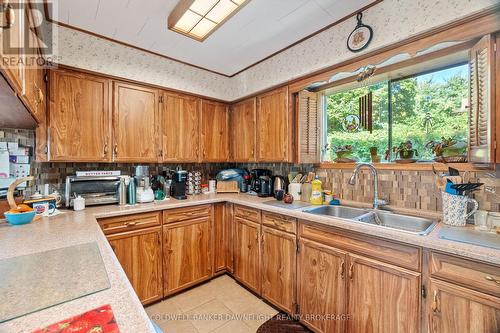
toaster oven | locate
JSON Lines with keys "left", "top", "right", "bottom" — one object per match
{"left": 65, "top": 175, "right": 128, "bottom": 207}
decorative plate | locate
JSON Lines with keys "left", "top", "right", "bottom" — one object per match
{"left": 347, "top": 12, "right": 373, "bottom": 53}
{"left": 341, "top": 114, "right": 360, "bottom": 133}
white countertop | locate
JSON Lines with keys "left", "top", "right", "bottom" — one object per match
{"left": 1, "top": 193, "right": 499, "bottom": 332}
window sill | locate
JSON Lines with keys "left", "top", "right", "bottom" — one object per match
{"left": 316, "top": 162, "right": 493, "bottom": 172}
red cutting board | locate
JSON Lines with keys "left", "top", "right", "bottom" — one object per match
{"left": 31, "top": 304, "right": 120, "bottom": 333}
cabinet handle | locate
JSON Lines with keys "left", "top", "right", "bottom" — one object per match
{"left": 431, "top": 290, "right": 440, "bottom": 313}
{"left": 261, "top": 233, "right": 264, "bottom": 244}
{"left": 124, "top": 221, "right": 137, "bottom": 227}
{"left": 103, "top": 142, "right": 108, "bottom": 157}
{"left": 340, "top": 260, "right": 345, "bottom": 279}
{"left": 1, "top": 2, "right": 14, "bottom": 29}
{"left": 485, "top": 276, "right": 500, "bottom": 286}
{"left": 114, "top": 144, "right": 118, "bottom": 157}
{"left": 348, "top": 263, "right": 354, "bottom": 280}
{"left": 158, "top": 149, "right": 163, "bottom": 158}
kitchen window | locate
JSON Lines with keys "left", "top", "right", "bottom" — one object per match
{"left": 323, "top": 63, "right": 469, "bottom": 163}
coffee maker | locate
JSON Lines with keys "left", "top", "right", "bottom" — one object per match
{"left": 171, "top": 170, "right": 187, "bottom": 200}
{"left": 250, "top": 169, "right": 272, "bottom": 193}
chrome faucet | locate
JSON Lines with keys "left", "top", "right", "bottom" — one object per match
{"left": 348, "top": 163, "right": 388, "bottom": 209}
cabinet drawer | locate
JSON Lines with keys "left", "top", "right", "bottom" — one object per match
{"left": 98, "top": 212, "right": 161, "bottom": 235}
{"left": 234, "top": 205, "right": 261, "bottom": 223}
{"left": 262, "top": 211, "right": 296, "bottom": 234}
{"left": 430, "top": 251, "right": 500, "bottom": 298}
{"left": 164, "top": 205, "right": 211, "bottom": 224}
{"left": 299, "top": 221, "right": 421, "bottom": 271}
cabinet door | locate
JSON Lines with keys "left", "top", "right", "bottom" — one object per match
{"left": 429, "top": 278, "right": 500, "bottom": 333}
{"left": 108, "top": 227, "right": 163, "bottom": 305}
{"left": 163, "top": 217, "right": 212, "bottom": 295}
{"left": 214, "top": 203, "right": 226, "bottom": 273}
{"left": 161, "top": 92, "right": 200, "bottom": 162}
{"left": 298, "top": 238, "right": 347, "bottom": 333}
{"left": 261, "top": 226, "right": 296, "bottom": 314}
{"left": 230, "top": 98, "right": 256, "bottom": 162}
{"left": 200, "top": 100, "right": 229, "bottom": 162}
{"left": 113, "top": 82, "right": 159, "bottom": 162}
{"left": 225, "top": 203, "right": 234, "bottom": 274}
{"left": 347, "top": 254, "right": 421, "bottom": 333}
{"left": 48, "top": 70, "right": 111, "bottom": 161}
{"left": 234, "top": 217, "right": 261, "bottom": 294}
{"left": 257, "top": 87, "right": 289, "bottom": 162}
{"left": 0, "top": 0, "right": 25, "bottom": 94}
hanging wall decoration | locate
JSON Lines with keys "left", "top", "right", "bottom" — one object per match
{"left": 347, "top": 12, "right": 373, "bottom": 53}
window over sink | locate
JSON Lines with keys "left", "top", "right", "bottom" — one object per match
{"left": 322, "top": 62, "right": 469, "bottom": 163}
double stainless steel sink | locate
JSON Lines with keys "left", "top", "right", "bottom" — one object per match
{"left": 303, "top": 205, "right": 436, "bottom": 236}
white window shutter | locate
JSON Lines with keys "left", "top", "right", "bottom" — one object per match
{"left": 469, "top": 35, "right": 496, "bottom": 164}
{"left": 297, "top": 90, "right": 320, "bottom": 164}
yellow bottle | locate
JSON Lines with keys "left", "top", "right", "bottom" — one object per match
{"left": 310, "top": 176, "right": 323, "bottom": 205}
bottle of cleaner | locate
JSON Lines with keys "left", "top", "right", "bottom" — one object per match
{"left": 310, "top": 176, "right": 323, "bottom": 205}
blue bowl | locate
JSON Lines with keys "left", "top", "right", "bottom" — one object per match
{"left": 4, "top": 211, "right": 36, "bottom": 225}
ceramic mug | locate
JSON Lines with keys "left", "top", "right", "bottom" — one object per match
{"left": 32, "top": 201, "right": 56, "bottom": 216}
{"left": 442, "top": 192, "right": 478, "bottom": 227}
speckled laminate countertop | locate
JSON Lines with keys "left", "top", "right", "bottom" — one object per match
{"left": 0, "top": 193, "right": 498, "bottom": 332}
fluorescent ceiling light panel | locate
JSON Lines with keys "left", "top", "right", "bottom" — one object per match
{"left": 168, "top": 0, "right": 248, "bottom": 41}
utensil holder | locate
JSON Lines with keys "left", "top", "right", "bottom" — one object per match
{"left": 442, "top": 192, "right": 478, "bottom": 227}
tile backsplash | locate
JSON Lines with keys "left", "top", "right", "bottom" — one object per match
{"left": 0, "top": 129, "right": 497, "bottom": 213}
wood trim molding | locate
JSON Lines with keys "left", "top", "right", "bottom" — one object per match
{"left": 42, "top": 0, "right": 381, "bottom": 78}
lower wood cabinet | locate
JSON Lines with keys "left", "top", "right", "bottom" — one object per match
{"left": 347, "top": 254, "right": 421, "bottom": 333}
{"left": 261, "top": 225, "right": 296, "bottom": 314}
{"left": 107, "top": 227, "right": 163, "bottom": 305}
{"left": 297, "top": 239, "right": 347, "bottom": 333}
{"left": 428, "top": 278, "right": 500, "bottom": 333}
{"left": 234, "top": 216, "right": 261, "bottom": 294}
{"left": 163, "top": 217, "right": 213, "bottom": 295}
{"left": 214, "top": 203, "right": 234, "bottom": 274}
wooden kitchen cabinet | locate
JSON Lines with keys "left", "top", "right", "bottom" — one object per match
{"left": 347, "top": 254, "right": 421, "bottom": 333}
{"left": 230, "top": 98, "right": 256, "bottom": 162}
{"left": 0, "top": 0, "right": 25, "bottom": 95}
{"left": 107, "top": 227, "right": 163, "bottom": 305}
{"left": 298, "top": 238, "right": 347, "bottom": 333}
{"left": 256, "top": 87, "right": 290, "bottom": 162}
{"left": 113, "top": 81, "right": 159, "bottom": 162}
{"left": 200, "top": 99, "right": 229, "bottom": 162}
{"left": 48, "top": 69, "right": 112, "bottom": 161}
{"left": 161, "top": 92, "right": 200, "bottom": 162}
{"left": 261, "top": 225, "right": 296, "bottom": 314}
{"left": 428, "top": 278, "right": 500, "bottom": 333}
{"left": 214, "top": 203, "right": 226, "bottom": 273}
{"left": 234, "top": 216, "right": 261, "bottom": 294}
{"left": 163, "top": 217, "right": 213, "bottom": 295}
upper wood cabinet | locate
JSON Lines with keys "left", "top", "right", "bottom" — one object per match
{"left": 107, "top": 226, "right": 163, "bottom": 305}
{"left": 469, "top": 35, "right": 496, "bottom": 164}
{"left": 0, "top": 0, "right": 25, "bottom": 95}
{"left": 161, "top": 92, "right": 200, "bottom": 162}
{"left": 113, "top": 82, "right": 159, "bottom": 162}
{"left": 200, "top": 100, "right": 229, "bottom": 162}
{"left": 230, "top": 98, "right": 256, "bottom": 162}
{"left": 48, "top": 69, "right": 112, "bottom": 162}
{"left": 257, "top": 87, "right": 290, "bottom": 162}
{"left": 428, "top": 278, "right": 500, "bottom": 333}
{"left": 347, "top": 254, "right": 421, "bottom": 333}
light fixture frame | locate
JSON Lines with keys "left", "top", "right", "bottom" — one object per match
{"left": 168, "top": 0, "right": 249, "bottom": 42}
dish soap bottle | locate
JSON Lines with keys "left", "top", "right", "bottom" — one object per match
{"left": 310, "top": 176, "right": 323, "bottom": 205}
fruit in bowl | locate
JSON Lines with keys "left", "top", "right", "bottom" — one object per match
{"left": 4, "top": 204, "right": 36, "bottom": 225}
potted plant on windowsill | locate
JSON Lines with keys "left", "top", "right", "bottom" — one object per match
{"left": 393, "top": 140, "right": 418, "bottom": 163}
{"left": 426, "top": 137, "right": 467, "bottom": 163}
{"left": 334, "top": 145, "right": 357, "bottom": 163}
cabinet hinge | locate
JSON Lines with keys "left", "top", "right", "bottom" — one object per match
{"left": 421, "top": 285, "right": 427, "bottom": 299}
{"left": 44, "top": 74, "right": 48, "bottom": 82}
{"left": 296, "top": 242, "right": 300, "bottom": 254}
{"left": 159, "top": 95, "right": 164, "bottom": 103}
{"left": 294, "top": 303, "right": 300, "bottom": 314}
